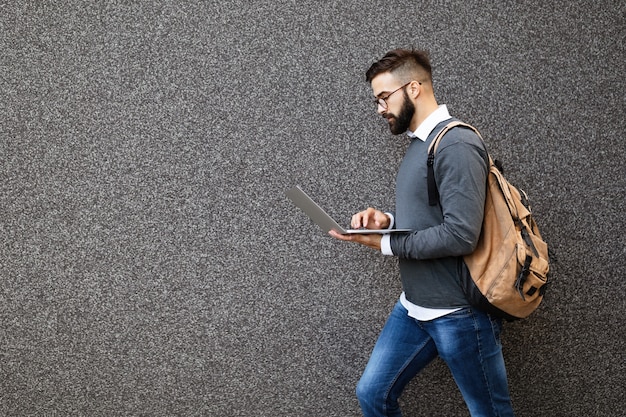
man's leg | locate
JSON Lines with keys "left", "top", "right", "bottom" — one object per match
{"left": 356, "top": 300, "right": 438, "bottom": 417}
{"left": 425, "top": 308, "right": 515, "bottom": 417}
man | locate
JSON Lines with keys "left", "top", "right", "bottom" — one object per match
{"left": 329, "top": 49, "right": 515, "bottom": 417}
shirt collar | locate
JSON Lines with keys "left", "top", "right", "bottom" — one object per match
{"left": 407, "top": 104, "right": 452, "bottom": 142}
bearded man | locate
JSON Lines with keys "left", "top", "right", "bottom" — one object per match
{"left": 330, "top": 49, "right": 515, "bottom": 417}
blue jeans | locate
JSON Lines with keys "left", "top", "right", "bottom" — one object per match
{"left": 356, "top": 300, "right": 514, "bottom": 417}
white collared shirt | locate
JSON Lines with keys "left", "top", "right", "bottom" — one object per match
{"left": 410, "top": 104, "right": 452, "bottom": 141}
{"left": 381, "top": 104, "right": 460, "bottom": 321}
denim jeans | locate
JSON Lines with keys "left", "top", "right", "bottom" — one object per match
{"left": 356, "top": 300, "right": 514, "bottom": 417}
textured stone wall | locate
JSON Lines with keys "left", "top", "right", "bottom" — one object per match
{"left": 1, "top": 1, "right": 624, "bottom": 416}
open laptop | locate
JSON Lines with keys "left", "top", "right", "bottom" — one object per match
{"left": 285, "top": 185, "right": 412, "bottom": 235}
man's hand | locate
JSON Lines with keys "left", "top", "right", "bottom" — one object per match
{"left": 328, "top": 230, "right": 384, "bottom": 251}
{"left": 328, "top": 208, "right": 390, "bottom": 251}
{"left": 350, "top": 207, "right": 391, "bottom": 230}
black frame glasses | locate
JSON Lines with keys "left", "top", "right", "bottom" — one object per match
{"left": 373, "top": 81, "right": 421, "bottom": 109}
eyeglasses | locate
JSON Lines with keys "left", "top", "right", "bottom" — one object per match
{"left": 373, "top": 81, "right": 421, "bottom": 109}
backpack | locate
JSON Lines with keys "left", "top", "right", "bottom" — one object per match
{"left": 427, "top": 121, "right": 549, "bottom": 320}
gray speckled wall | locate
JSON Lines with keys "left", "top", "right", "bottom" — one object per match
{"left": 1, "top": 1, "right": 624, "bottom": 416}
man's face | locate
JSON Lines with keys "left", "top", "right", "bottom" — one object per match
{"left": 385, "top": 91, "right": 415, "bottom": 135}
{"left": 371, "top": 73, "right": 416, "bottom": 135}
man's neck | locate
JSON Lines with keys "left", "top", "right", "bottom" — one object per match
{"left": 410, "top": 99, "right": 439, "bottom": 132}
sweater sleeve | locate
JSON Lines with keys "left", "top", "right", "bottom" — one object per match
{"left": 390, "top": 139, "right": 488, "bottom": 260}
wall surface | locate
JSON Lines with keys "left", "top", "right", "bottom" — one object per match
{"left": 1, "top": 1, "right": 624, "bottom": 416}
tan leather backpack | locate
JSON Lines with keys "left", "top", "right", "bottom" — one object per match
{"left": 428, "top": 121, "right": 550, "bottom": 320}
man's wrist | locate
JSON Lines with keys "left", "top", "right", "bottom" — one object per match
{"left": 380, "top": 234, "right": 394, "bottom": 255}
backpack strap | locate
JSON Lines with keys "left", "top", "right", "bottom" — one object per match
{"left": 427, "top": 121, "right": 485, "bottom": 206}
{"left": 428, "top": 123, "right": 532, "bottom": 252}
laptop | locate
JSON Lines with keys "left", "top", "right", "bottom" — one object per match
{"left": 285, "top": 185, "right": 412, "bottom": 235}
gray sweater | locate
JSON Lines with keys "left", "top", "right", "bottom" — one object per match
{"left": 390, "top": 120, "right": 488, "bottom": 308}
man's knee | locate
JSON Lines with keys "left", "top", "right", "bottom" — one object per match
{"left": 355, "top": 376, "right": 371, "bottom": 403}
{"left": 356, "top": 374, "right": 382, "bottom": 408}
{"left": 356, "top": 375, "right": 396, "bottom": 416}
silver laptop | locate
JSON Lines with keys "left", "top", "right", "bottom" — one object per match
{"left": 285, "top": 186, "right": 412, "bottom": 235}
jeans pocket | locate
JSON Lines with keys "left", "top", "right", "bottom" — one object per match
{"left": 443, "top": 307, "right": 472, "bottom": 319}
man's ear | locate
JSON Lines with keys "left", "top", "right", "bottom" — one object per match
{"left": 408, "top": 80, "right": 422, "bottom": 99}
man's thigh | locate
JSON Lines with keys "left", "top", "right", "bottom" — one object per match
{"left": 360, "top": 300, "right": 438, "bottom": 390}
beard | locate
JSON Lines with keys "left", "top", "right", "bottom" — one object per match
{"left": 384, "top": 91, "right": 415, "bottom": 135}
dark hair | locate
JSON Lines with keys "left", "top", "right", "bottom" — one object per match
{"left": 365, "top": 49, "right": 433, "bottom": 83}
